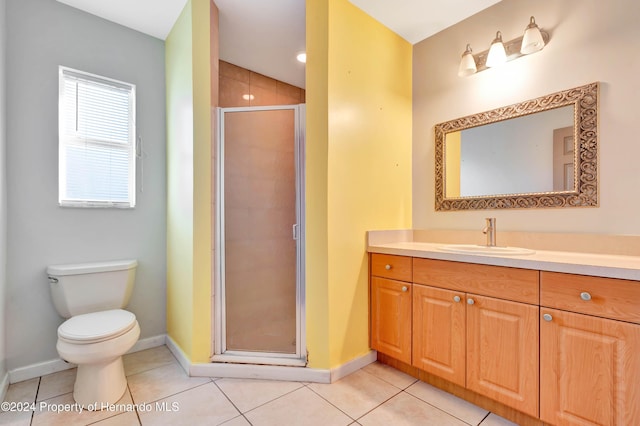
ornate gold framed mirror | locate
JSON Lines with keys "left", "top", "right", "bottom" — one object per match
{"left": 434, "top": 82, "right": 599, "bottom": 211}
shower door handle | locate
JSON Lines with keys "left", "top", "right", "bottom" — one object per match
{"left": 292, "top": 224, "right": 299, "bottom": 240}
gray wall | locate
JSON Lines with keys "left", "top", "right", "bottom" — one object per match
{"left": 5, "top": 0, "right": 167, "bottom": 370}
{"left": 0, "top": 0, "right": 7, "bottom": 384}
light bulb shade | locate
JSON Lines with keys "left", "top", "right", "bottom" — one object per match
{"left": 458, "top": 44, "right": 477, "bottom": 77}
{"left": 486, "top": 31, "right": 506, "bottom": 67}
{"left": 521, "top": 16, "right": 545, "bottom": 54}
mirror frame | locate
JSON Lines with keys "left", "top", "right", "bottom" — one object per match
{"left": 434, "top": 82, "right": 599, "bottom": 211}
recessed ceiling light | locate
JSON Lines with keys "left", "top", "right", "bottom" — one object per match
{"left": 296, "top": 53, "right": 306, "bottom": 63}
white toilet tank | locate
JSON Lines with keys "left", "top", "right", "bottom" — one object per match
{"left": 47, "top": 260, "right": 137, "bottom": 318}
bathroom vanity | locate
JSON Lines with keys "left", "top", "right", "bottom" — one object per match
{"left": 368, "top": 232, "right": 640, "bottom": 426}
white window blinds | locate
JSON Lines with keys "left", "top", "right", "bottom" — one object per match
{"left": 58, "top": 67, "right": 136, "bottom": 208}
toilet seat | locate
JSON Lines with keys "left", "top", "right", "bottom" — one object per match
{"left": 58, "top": 309, "right": 137, "bottom": 344}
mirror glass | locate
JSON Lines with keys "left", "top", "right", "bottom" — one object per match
{"left": 445, "top": 105, "right": 575, "bottom": 197}
{"left": 435, "top": 82, "right": 599, "bottom": 211}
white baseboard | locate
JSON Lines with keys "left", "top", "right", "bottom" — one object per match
{"left": 167, "top": 334, "right": 375, "bottom": 384}
{"left": 0, "top": 370, "right": 9, "bottom": 401}
{"left": 127, "top": 334, "right": 167, "bottom": 354}
{"left": 8, "top": 334, "right": 166, "bottom": 384}
{"left": 330, "top": 350, "right": 377, "bottom": 382}
{"left": 165, "top": 335, "right": 191, "bottom": 374}
{"left": 8, "top": 358, "right": 74, "bottom": 384}
{"left": 191, "top": 361, "right": 331, "bottom": 383}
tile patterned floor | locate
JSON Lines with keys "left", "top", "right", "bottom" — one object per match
{"left": 0, "top": 346, "right": 519, "bottom": 426}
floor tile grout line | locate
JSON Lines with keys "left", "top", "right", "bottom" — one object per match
{"left": 477, "top": 411, "right": 491, "bottom": 425}
{"left": 402, "top": 388, "right": 480, "bottom": 426}
{"left": 122, "top": 346, "right": 183, "bottom": 379}
{"left": 216, "top": 379, "right": 305, "bottom": 417}
{"left": 350, "top": 388, "right": 403, "bottom": 422}
{"left": 35, "top": 370, "right": 77, "bottom": 404}
{"left": 211, "top": 379, "right": 246, "bottom": 420}
{"left": 30, "top": 377, "right": 42, "bottom": 426}
{"left": 304, "top": 382, "right": 383, "bottom": 422}
{"left": 129, "top": 379, "right": 213, "bottom": 406}
{"left": 358, "top": 366, "right": 419, "bottom": 391}
{"left": 229, "top": 413, "right": 253, "bottom": 426}
{"left": 129, "top": 383, "right": 143, "bottom": 426}
{"left": 123, "top": 360, "right": 181, "bottom": 379}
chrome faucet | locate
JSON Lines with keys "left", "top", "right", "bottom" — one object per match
{"left": 482, "top": 218, "right": 496, "bottom": 247}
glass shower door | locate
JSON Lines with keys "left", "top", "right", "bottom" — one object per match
{"left": 216, "top": 105, "right": 304, "bottom": 363}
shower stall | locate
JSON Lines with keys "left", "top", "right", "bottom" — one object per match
{"left": 214, "top": 104, "right": 306, "bottom": 366}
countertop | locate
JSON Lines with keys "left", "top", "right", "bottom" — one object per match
{"left": 368, "top": 240, "right": 640, "bottom": 281}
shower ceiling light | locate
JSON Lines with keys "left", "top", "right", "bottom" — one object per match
{"left": 458, "top": 16, "right": 549, "bottom": 76}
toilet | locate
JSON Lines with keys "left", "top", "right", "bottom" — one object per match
{"left": 46, "top": 259, "right": 140, "bottom": 408}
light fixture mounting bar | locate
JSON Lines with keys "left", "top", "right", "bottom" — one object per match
{"left": 473, "top": 30, "right": 549, "bottom": 73}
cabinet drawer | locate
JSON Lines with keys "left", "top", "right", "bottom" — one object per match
{"left": 413, "top": 258, "right": 539, "bottom": 304}
{"left": 371, "top": 254, "right": 412, "bottom": 282}
{"left": 541, "top": 271, "right": 640, "bottom": 324}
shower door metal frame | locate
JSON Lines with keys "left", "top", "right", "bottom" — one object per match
{"left": 213, "top": 104, "right": 306, "bottom": 366}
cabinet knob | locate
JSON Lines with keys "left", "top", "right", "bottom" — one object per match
{"left": 543, "top": 313, "right": 553, "bottom": 322}
{"left": 385, "top": 264, "right": 392, "bottom": 270}
{"left": 467, "top": 298, "right": 475, "bottom": 305}
{"left": 401, "top": 286, "right": 408, "bottom": 292}
{"left": 453, "top": 295, "right": 461, "bottom": 303}
{"left": 580, "top": 292, "right": 592, "bottom": 301}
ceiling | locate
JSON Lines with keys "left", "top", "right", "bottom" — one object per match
{"left": 56, "top": 0, "right": 502, "bottom": 89}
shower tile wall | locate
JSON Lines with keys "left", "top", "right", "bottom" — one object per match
{"left": 219, "top": 60, "right": 305, "bottom": 108}
{"left": 219, "top": 61, "right": 304, "bottom": 353}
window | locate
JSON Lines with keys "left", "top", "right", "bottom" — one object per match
{"left": 58, "top": 67, "right": 136, "bottom": 208}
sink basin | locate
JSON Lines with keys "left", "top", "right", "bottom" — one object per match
{"left": 438, "top": 244, "right": 535, "bottom": 256}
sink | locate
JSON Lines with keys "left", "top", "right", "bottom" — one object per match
{"left": 438, "top": 244, "right": 535, "bottom": 256}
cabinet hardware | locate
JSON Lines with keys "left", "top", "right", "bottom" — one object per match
{"left": 401, "top": 286, "right": 408, "bottom": 292}
{"left": 467, "top": 298, "right": 475, "bottom": 305}
{"left": 580, "top": 292, "right": 592, "bottom": 301}
{"left": 543, "top": 313, "right": 553, "bottom": 322}
{"left": 453, "top": 295, "right": 461, "bottom": 303}
{"left": 385, "top": 264, "right": 392, "bottom": 270}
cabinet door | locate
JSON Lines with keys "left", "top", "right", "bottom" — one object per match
{"left": 466, "top": 294, "right": 539, "bottom": 417}
{"left": 370, "top": 277, "right": 412, "bottom": 364}
{"left": 412, "top": 285, "right": 466, "bottom": 386}
{"left": 540, "top": 308, "right": 640, "bottom": 426}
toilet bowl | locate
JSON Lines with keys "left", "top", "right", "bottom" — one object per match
{"left": 56, "top": 309, "right": 140, "bottom": 407}
{"left": 47, "top": 259, "right": 139, "bottom": 408}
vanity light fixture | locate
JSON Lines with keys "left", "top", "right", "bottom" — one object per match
{"left": 458, "top": 16, "right": 549, "bottom": 76}
{"left": 485, "top": 31, "right": 507, "bottom": 67}
{"left": 296, "top": 52, "right": 307, "bottom": 63}
{"left": 458, "top": 44, "right": 477, "bottom": 77}
{"left": 521, "top": 16, "right": 545, "bottom": 54}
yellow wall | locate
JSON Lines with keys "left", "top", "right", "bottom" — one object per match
{"left": 166, "top": 0, "right": 411, "bottom": 369}
{"left": 165, "top": 0, "right": 213, "bottom": 363}
{"left": 306, "top": 0, "right": 413, "bottom": 369}
{"left": 305, "top": 0, "right": 331, "bottom": 368}
{"left": 445, "top": 131, "right": 461, "bottom": 198}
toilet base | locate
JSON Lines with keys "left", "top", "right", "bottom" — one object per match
{"left": 73, "top": 356, "right": 127, "bottom": 409}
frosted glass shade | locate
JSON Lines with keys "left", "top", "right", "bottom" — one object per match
{"left": 458, "top": 45, "right": 477, "bottom": 77}
{"left": 486, "top": 32, "right": 506, "bottom": 67}
{"left": 521, "top": 17, "right": 545, "bottom": 54}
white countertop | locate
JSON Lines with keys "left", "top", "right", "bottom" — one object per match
{"left": 368, "top": 241, "right": 640, "bottom": 281}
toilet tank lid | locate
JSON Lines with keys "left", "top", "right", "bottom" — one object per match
{"left": 47, "top": 259, "right": 138, "bottom": 276}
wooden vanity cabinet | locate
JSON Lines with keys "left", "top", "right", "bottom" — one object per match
{"left": 370, "top": 254, "right": 412, "bottom": 364}
{"left": 412, "top": 258, "right": 539, "bottom": 418}
{"left": 412, "top": 284, "right": 466, "bottom": 386}
{"left": 540, "top": 272, "right": 640, "bottom": 426}
{"left": 370, "top": 253, "right": 640, "bottom": 425}
{"left": 466, "top": 293, "right": 539, "bottom": 418}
